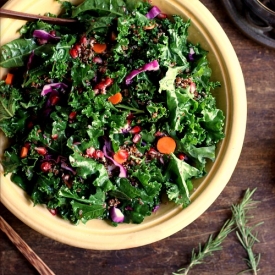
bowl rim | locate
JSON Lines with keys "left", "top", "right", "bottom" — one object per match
{"left": 0, "top": 0, "right": 247, "bottom": 250}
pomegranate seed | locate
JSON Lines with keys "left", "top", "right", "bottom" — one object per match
{"left": 95, "top": 150, "right": 104, "bottom": 159}
{"left": 49, "top": 30, "right": 56, "bottom": 36}
{"left": 35, "top": 147, "right": 47, "bottom": 155}
{"left": 127, "top": 113, "right": 135, "bottom": 120}
{"left": 51, "top": 134, "right": 58, "bottom": 140}
{"left": 41, "top": 162, "right": 52, "bottom": 172}
{"left": 24, "top": 142, "right": 31, "bottom": 149}
{"left": 86, "top": 147, "right": 96, "bottom": 158}
{"left": 126, "top": 113, "right": 134, "bottom": 125}
{"left": 48, "top": 208, "right": 57, "bottom": 215}
{"left": 178, "top": 153, "right": 186, "bottom": 160}
{"left": 95, "top": 82, "right": 107, "bottom": 90}
{"left": 154, "top": 131, "right": 164, "bottom": 137}
{"left": 69, "top": 111, "right": 77, "bottom": 120}
{"left": 70, "top": 48, "right": 78, "bottom": 59}
{"left": 104, "top": 77, "right": 113, "bottom": 86}
{"left": 74, "top": 44, "right": 81, "bottom": 52}
{"left": 93, "top": 56, "right": 103, "bottom": 64}
{"left": 27, "top": 121, "right": 34, "bottom": 129}
{"left": 49, "top": 95, "right": 59, "bottom": 106}
{"left": 132, "top": 134, "right": 141, "bottom": 143}
{"left": 148, "top": 148, "right": 158, "bottom": 156}
{"left": 80, "top": 36, "right": 87, "bottom": 46}
{"left": 157, "top": 13, "right": 167, "bottom": 19}
{"left": 130, "top": 126, "right": 141, "bottom": 134}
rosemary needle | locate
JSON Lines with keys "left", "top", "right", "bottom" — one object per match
{"left": 231, "top": 188, "right": 263, "bottom": 275}
{"left": 173, "top": 188, "right": 262, "bottom": 275}
{"left": 173, "top": 218, "right": 235, "bottom": 275}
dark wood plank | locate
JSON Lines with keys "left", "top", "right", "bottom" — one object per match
{"left": 1, "top": 0, "right": 275, "bottom": 274}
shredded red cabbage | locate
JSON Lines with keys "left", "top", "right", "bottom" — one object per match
{"left": 33, "top": 30, "right": 61, "bottom": 42}
{"left": 188, "top": 48, "right": 196, "bottom": 61}
{"left": 103, "top": 144, "right": 127, "bottom": 178}
{"left": 27, "top": 51, "right": 34, "bottom": 71}
{"left": 41, "top": 82, "right": 68, "bottom": 96}
{"left": 153, "top": 205, "right": 160, "bottom": 212}
{"left": 145, "top": 6, "right": 161, "bottom": 19}
{"left": 109, "top": 206, "right": 125, "bottom": 223}
{"left": 125, "top": 60, "right": 159, "bottom": 85}
{"left": 61, "top": 162, "right": 76, "bottom": 175}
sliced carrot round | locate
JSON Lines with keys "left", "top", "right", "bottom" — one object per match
{"left": 113, "top": 149, "right": 128, "bottom": 164}
{"left": 156, "top": 136, "right": 176, "bottom": 154}
{"left": 92, "top": 43, "right": 107, "bottom": 53}
{"left": 108, "top": 92, "right": 123, "bottom": 105}
{"left": 5, "top": 73, "right": 14, "bottom": 85}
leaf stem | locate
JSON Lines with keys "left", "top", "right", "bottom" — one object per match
{"left": 173, "top": 188, "right": 263, "bottom": 275}
{"left": 115, "top": 104, "right": 145, "bottom": 114}
{"left": 173, "top": 218, "right": 235, "bottom": 275}
{"left": 232, "top": 188, "right": 263, "bottom": 275}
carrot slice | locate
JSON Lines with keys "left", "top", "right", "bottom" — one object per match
{"left": 5, "top": 73, "right": 14, "bottom": 85}
{"left": 156, "top": 136, "right": 176, "bottom": 154}
{"left": 113, "top": 153, "right": 126, "bottom": 164}
{"left": 143, "top": 24, "right": 155, "bottom": 30}
{"left": 20, "top": 146, "right": 29, "bottom": 158}
{"left": 113, "top": 149, "right": 128, "bottom": 164}
{"left": 92, "top": 43, "right": 107, "bottom": 53}
{"left": 108, "top": 92, "right": 123, "bottom": 105}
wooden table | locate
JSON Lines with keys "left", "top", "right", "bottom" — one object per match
{"left": 1, "top": 1, "right": 275, "bottom": 274}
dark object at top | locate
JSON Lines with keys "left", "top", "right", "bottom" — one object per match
{"left": 221, "top": 0, "right": 275, "bottom": 49}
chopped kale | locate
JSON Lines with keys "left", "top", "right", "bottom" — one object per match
{"left": 0, "top": 0, "right": 225, "bottom": 225}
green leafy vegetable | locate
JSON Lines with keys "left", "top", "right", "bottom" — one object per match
{"left": 0, "top": 39, "right": 53, "bottom": 68}
{"left": 0, "top": 0, "right": 225, "bottom": 225}
{"left": 165, "top": 154, "right": 199, "bottom": 206}
{"left": 71, "top": 0, "right": 127, "bottom": 18}
{"left": 0, "top": 82, "right": 22, "bottom": 121}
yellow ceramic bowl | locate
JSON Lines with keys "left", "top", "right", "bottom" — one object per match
{"left": 0, "top": 0, "right": 246, "bottom": 249}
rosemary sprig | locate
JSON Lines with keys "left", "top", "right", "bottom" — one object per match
{"left": 173, "top": 218, "right": 235, "bottom": 275}
{"left": 173, "top": 188, "right": 262, "bottom": 275}
{"left": 231, "top": 188, "right": 263, "bottom": 275}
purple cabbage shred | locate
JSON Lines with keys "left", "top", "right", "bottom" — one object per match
{"left": 109, "top": 206, "right": 125, "bottom": 223}
{"left": 41, "top": 82, "right": 68, "bottom": 96}
{"left": 27, "top": 51, "right": 34, "bottom": 71}
{"left": 103, "top": 142, "right": 127, "bottom": 178}
{"left": 145, "top": 6, "right": 161, "bottom": 19}
{"left": 188, "top": 48, "right": 196, "bottom": 62}
{"left": 125, "top": 60, "right": 159, "bottom": 85}
{"left": 33, "top": 30, "right": 60, "bottom": 42}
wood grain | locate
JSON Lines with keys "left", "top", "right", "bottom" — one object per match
{"left": 0, "top": 216, "right": 55, "bottom": 275}
{"left": 1, "top": 0, "right": 275, "bottom": 275}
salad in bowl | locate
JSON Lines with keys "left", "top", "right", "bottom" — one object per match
{"left": 0, "top": 0, "right": 246, "bottom": 250}
{"left": 0, "top": 0, "right": 225, "bottom": 225}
